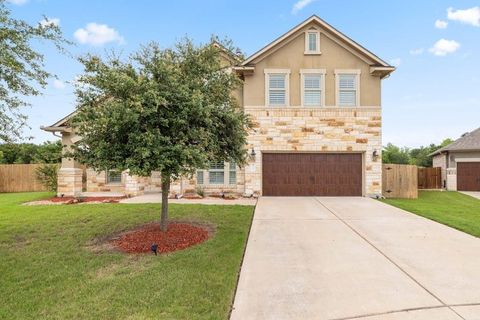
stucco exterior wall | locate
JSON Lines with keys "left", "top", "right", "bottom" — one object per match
{"left": 243, "top": 22, "right": 381, "bottom": 107}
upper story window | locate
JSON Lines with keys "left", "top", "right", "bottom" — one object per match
{"left": 265, "top": 69, "right": 290, "bottom": 107}
{"left": 300, "top": 69, "right": 326, "bottom": 107}
{"left": 305, "top": 30, "right": 320, "bottom": 54}
{"left": 335, "top": 70, "right": 361, "bottom": 107}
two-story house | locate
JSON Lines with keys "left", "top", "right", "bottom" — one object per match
{"left": 42, "top": 15, "right": 395, "bottom": 198}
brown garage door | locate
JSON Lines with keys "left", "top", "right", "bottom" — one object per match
{"left": 262, "top": 153, "right": 362, "bottom": 196}
{"left": 457, "top": 162, "right": 480, "bottom": 191}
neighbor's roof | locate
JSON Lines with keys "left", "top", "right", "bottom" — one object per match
{"left": 431, "top": 127, "right": 480, "bottom": 156}
{"left": 241, "top": 15, "right": 395, "bottom": 72}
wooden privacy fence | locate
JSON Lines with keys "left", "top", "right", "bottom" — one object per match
{"left": 0, "top": 164, "right": 57, "bottom": 193}
{"left": 382, "top": 164, "right": 418, "bottom": 199}
{"left": 418, "top": 167, "right": 442, "bottom": 189}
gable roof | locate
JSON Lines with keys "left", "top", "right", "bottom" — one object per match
{"left": 241, "top": 15, "right": 394, "bottom": 71}
{"left": 431, "top": 127, "right": 480, "bottom": 156}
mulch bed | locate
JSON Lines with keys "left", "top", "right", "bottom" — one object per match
{"left": 50, "top": 196, "right": 125, "bottom": 204}
{"left": 110, "top": 222, "right": 210, "bottom": 254}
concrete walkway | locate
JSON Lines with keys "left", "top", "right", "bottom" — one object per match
{"left": 460, "top": 191, "right": 480, "bottom": 200}
{"left": 120, "top": 192, "right": 257, "bottom": 206}
{"left": 230, "top": 197, "right": 480, "bottom": 320}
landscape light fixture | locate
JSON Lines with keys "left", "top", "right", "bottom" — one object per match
{"left": 151, "top": 243, "right": 158, "bottom": 256}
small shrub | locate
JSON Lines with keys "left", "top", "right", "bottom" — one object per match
{"left": 35, "top": 164, "right": 59, "bottom": 192}
{"left": 196, "top": 186, "right": 205, "bottom": 198}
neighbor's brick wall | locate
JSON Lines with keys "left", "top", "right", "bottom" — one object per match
{"left": 243, "top": 107, "right": 383, "bottom": 196}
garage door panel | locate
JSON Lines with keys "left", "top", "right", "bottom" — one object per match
{"left": 457, "top": 162, "right": 480, "bottom": 191}
{"left": 262, "top": 153, "right": 362, "bottom": 196}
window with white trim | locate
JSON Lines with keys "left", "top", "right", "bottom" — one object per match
{"left": 106, "top": 170, "right": 122, "bottom": 184}
{"left": 208, "top": 162, "right": 224, "bottom": 184}
{"left": 268, "top": 74, "right": 287, "bottom": 106}
{"left": 305, "top": 30, "right": 320, "bottom": 54}
{"left": 302, "top": 74, "right": 322, "bottom": 106}
{"left": 336, "top": 71, "right": 360, "bottom": 107}
{"left": 229, "top": 162, "right": 236, "bottom": 185}
{"left": 265, "top": 69, "right": 290, "bottom": 107}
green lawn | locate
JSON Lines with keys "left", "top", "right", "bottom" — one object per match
{"left": 0, "top": 192, "right": 254, "bottom": 320}
{"left": 381, "top": 191, "right": 480, "bottom": 237}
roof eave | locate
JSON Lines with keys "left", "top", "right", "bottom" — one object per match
{"left": 242, "top": 15, "right": 391, "bottom": 67}
{"left": 370, "top": 66, "right": 396, "bottom": 79}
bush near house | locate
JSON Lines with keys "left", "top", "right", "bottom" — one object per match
{"left": 35, "top": 164, "right": 59, "bottom": 192}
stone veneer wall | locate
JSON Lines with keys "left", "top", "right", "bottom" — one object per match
{"left": 243, "top": 107, "right": 383, "bottom": 197}
{"left": 84, "top": 168, "right": 245, "bottom": 196}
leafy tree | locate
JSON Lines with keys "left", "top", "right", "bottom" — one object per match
{"left": 70, "top": 39, "right": 251, "bottom": 231}
{"left": 0, "top": 0, "right": 70, "bottom": 142}
{"left": 383, "top": 138, "right": 453, "bottom": 166}
{"left": 0, "top": 140, "right": 62, "bottom": 163}
{"left": 382, "top": 143, "right": 410, "bottom": 164}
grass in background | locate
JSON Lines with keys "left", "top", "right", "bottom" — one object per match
{"left": 381, "top": 191, "right": 480, "bottom": 237}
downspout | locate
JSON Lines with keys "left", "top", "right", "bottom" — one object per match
{"left": 444, "top": 151, "right": 448, "bottom": 189}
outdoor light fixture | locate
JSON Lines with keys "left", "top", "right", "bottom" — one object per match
{"left": 151, "top": 243, "right": 158, "bottom": 256}
{"left": 250, "top": 148, "right": 256, "bottom": 157}
{"left": 372, "top": 150, "right": 379, "bottom": 160}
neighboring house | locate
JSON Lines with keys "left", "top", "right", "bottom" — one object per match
{"left": 431, "top": 127, "right": 480, "bottom": 191}
{"left": 42, "top": 15, "right": 395, "bottom": 197}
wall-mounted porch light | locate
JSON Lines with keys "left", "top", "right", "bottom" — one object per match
{"left": 372, "top": 150, "right": 379, "bottom": 161}
{"left": 250, "top": 148, "right": 256, "bottom": 157}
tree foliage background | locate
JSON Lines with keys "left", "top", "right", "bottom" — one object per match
{"left": 382, "top": 138, "right": 453, "bottom": 167}
{"left": 0, "top": 140, "right": 62, "bottom": 164}
{"left": 0, "top": 0, "right": 69, "bottom": 142}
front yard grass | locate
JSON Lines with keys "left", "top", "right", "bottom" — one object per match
{"left": 381, "top": 191, "right": 480, "bottom": 237}
{"left": 0, "top": 192, "right": 254, "bottom": 320}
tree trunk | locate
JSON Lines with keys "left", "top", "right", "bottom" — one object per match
{"left": 160, "top": 174, "right": 170, "bottom": 232}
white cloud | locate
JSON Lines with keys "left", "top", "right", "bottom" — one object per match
{"left": 409, "top": 48, "right": 424, "bottom": 55}
{"left": 292, "top": 0, "right": 315, "bottom": 14}
{"left": 447, "top": 7, "right": 480, "bottom": 27}
{"left": 429, "top": 39, "right": 460, "bottom": 56}
{"left": 434, "top": 19, "right": 448, "bottom": 29}
{"left": 40, "top": 17, "right": 60, "bottom": 27}
{"left": 389, "top": 58, "right": 401, "bottom": 67}
{"left": 52, "top": 79, "right": 65, "bottom": 89}
{"left": 74, "top": 23, "right": 125, "bottom": 46}
{"left": 6, "top": 0, "right": 28, "bottom": 5}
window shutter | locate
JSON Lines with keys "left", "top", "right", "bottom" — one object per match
{"left": 196, "top": 170, "right": 204, "bottom": 185}
{"left": 229, "top": 162, "right": 237, "bottom": 185}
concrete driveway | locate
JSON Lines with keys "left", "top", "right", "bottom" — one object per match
{"left": 230, "top": 197, "right": 480, "bottom": 320}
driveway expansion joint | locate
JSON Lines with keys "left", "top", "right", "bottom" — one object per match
{"left": 313, "top": 197, "right": 466, "bottom": 320}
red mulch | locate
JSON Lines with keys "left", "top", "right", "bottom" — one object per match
{"left": 110, "top": 223, "right": 209, "bottom": 254}
{"left": 49, "top": 196, "right": 125, "bottom": 203}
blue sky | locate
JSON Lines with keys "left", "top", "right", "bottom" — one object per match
{"left": 7, "top": 0, "right": 480, "bottom": 147}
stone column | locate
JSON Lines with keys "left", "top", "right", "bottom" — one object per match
{"left": 57, "top": 132, "right": 83, "bottom": 197}
{"left": 124, "top": 172, "right": 144, "bottom": 197}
